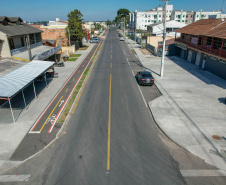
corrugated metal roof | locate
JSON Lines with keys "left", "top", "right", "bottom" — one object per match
{"left": 0, "top": 22, "right": 42, "bottom": 36}
{"left": 0, "top": 60, "right": 55, "bottom": 98}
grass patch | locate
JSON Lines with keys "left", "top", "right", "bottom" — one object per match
{"left": 58, "top": 68, "right": 90, "bottom": 123}
{"left": 79, "top": 45, "right": 89, "bottom": 50}
{"left": 66, "top": 58, "right": 78, "bottom": 62}
{"left": 70, "top": 54, "right": 82, "bottom": 58}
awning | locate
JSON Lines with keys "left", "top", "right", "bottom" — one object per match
{"left": 0, "top": 60, "right": 55, "bottom": 98}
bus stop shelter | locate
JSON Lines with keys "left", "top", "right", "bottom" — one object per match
{"left": 0, "top": 60, "right": 55, "bottom": 122}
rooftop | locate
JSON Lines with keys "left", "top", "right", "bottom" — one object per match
{"left": 176, "top": 19, "right": 226, "bottom": 39}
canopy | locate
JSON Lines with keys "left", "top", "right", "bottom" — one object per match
{"left": 0, "top": 60, "right": 54, "bottom": 98}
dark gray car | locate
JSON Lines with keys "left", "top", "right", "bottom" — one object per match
{"left": 135, "top": 71, "right": 154, "bottom": 86}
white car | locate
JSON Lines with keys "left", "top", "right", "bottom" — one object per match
{"left": 120, "top": 37, "right": 125, "bottom": 41}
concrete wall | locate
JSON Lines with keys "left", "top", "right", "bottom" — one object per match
{"left": 205, "top": 56, "right": 226, "bottom": 80}
{"left": 13, "top": 36, "right": 22, "bottom": 48}
{"left": 147, "top": 36, "right": 175, "bottom": 48}
{"left": 0, "top": 32, "right": 11, "bottom": 58}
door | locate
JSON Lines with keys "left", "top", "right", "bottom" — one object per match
{"left": 180, "top": 49, "right": 184, "bottom": 58}
{"left": 187, "top": 50, "right": 192, "bottom": 62}
{"left": 195, "top": 52, "right": 201, "bottom": 66}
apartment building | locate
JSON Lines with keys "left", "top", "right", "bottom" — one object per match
{"left": 129, "top": 4, "right": 226, "bottom": 30}
{"left": 175, "top": 19, "right": 226, "bottom": 80}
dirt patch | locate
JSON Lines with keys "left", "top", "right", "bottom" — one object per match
{"left": 140, "top": 48, "right": 151, "bottom": 55}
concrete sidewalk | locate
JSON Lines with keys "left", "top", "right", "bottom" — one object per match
{"left": 0, "top": 43, "right": 95, "bottom": 172}
{"left": 126, "top": 38, "right": 226, "bottom": 170}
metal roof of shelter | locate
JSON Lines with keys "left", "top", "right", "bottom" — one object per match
{"left": 0, "top": 60, "right": 55, "bottom": 98}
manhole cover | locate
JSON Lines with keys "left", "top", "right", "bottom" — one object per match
{"left": 212, "top": 135, "right": 222, "bottom": 140}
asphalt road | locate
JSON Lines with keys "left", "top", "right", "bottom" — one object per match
{"left": 1, "top": 27, "right": 226, "bottom": 185}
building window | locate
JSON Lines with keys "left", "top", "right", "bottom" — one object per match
{"left": 145, "top": 20, "right": 147, "bottom": 23}
{"left": 191, "top": 15, "right": 193, "bottom": 18}
{"left": 159, "top": 15, "right": 161, "bottom": 18}
{"left": 186, "top": 20, "right": 187, "bottom": 22}
{"left": 186, "top": 15, "right": 188, "bottom": 18}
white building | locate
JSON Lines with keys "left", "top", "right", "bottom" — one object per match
{"left": 129, "top": 7, "right": 165, "bottom": 30}
{"left": 147, "top": 20, "right": 186, "bottom": 36}
{"left": 194, "top": 10, "right": 226, "bottom": 22}
{"left": 129, "top": 4, "right": 226, "bottom": 30}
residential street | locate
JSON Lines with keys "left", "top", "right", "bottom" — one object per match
{"left": 1, "top": 27, "right": 226, "bottom": 185}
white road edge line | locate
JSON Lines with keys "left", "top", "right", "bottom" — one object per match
{"left": 123, "top": 49, "right": 130, "bottom": 65}
{"left": 131, "top": 70, "right": 147, "bottom": 107}
{"left": 180, "top": 170, "right": 226, "bottom": 177}
{"left": 0, "top": 175, "right": 31, "bottom": 182}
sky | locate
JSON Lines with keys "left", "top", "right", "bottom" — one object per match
{"left": 1, "top": 0, "right": 226, "bottom": 22}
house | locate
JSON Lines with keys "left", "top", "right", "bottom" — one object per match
{"left": 0, "top": 16, "right": 61, "bottom": 62}
{"left": 146, "top": 20, "right": 186, "bottom": 56}
{"left": 175, "top": 19, "right": 226, "bottom": 80}
{"left": 32, "top": 18, "right": 69, "bottom": 47}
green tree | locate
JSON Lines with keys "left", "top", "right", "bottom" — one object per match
{"left": 115, "top": 8, "right": 130, "bottom": 28}
{"left": 67, "top": 9, "right": 85, "bottom": 42}
{"left": 106, "top": 19, "right": 112, "bottom": 26}
{"left": 92, "top": 22, "right": 101, "bottom": 30}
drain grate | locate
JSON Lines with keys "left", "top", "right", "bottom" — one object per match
{"left": 212, "top": 135, "right": 222, "bottom": 140}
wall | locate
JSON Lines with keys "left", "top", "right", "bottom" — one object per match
{"left": 0, "top": 32, "right": 11, "bottom": 58}
{"left": 13, "top": 36, "right": 22, "bottom": 48}
{"left": 147, "top": 36, "right": 175, "bottom": 48}
{"left": 205, "top": 56, "right": 226, "bottom": 80}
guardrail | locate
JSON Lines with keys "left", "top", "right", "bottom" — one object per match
{"left": 38, "top": 45, "right": 61, "bottom": 60}
{"left": 11, "top": 42, "right": 43, "bottom": 56}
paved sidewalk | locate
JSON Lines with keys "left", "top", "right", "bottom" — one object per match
{"left": 0, "top": 43, "right": 95, "bottom": 172}
{"left": 126, "top": 38, "right": 226, "bottom": 170}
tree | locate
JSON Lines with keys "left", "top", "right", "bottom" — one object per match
{"left": 92, "top": 22, "right": 101, "bottom": 30}
{"left": 106, "top": 19, "right": 112, "bottom": 26}
{"left": 67, "top": 9, "right": 85, "bottom": 42}
{"left": 115, "top": 8, "right": 130, "bottom": 28}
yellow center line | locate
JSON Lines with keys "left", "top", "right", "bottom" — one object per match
{"left": 82, "top": 65, "right": 84, "bottom": 67}
{"left": 73, "top": 78, "right": 75, "bottom": 81}
{"left": 110, "top": 63, "right": 112, "bottom": 68}
{"left": 111, "top": 55, "right": 112, "bottom": 59}
{"left": 78, "top": 71, "right": 80, "bottom": 73}
{"left": 107, "top": 74, "right": 112, "bottom": 170}
{"left": 65, "top": 88, "right": 68, "bottom": 92}
{"left": 40, "top": 96, "right": 63, "bottom": 132}
{"left": 111, "top": 50, "right": 112, "bottom": 53}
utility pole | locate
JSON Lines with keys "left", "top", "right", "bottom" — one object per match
{"left": 26, "top": 34, "right": 32, "bottom": 61}
{"left": 68, "top": 28, "right": 71, "bottom": 46}
{"left": 159, "top": 0, "right": 169, "bottom": 77}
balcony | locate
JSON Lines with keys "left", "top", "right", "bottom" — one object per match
{"left": 176, "top": 37, "right": 226, "bottom": 59}
{"left": 11, "top": 42, "right": 43, "bottom": 56}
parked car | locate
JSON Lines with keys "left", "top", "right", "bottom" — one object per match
{"left": 135, "top": 71, "right": 154, "bottom": 86}
{"left": 120, "top": 37, "right": 125, "bottom": 41}
{"left": 90, "top": 37, "right": 99, "bottom": 43}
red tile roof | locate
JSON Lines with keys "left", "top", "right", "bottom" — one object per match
{"left": 176, "top": 19, "right": 226, "bottom": 39}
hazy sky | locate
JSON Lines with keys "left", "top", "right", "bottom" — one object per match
{"left": 1, "top": 0, "right": 225, "bottom": 22}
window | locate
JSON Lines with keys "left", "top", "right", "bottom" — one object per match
{"left": 186, "top": 15, "right": 188, "bottom": 18}
{"left": 197, "top": 15, "right": 199, "bottom": 17}
{"left": 191, "top": 15, "right": 193, "bottom": 18}
{"left": 186, "top": 20, "right": 187, "bottom": 22}
{"left": 183, "top": 15, "right": 185, "bottom": 18}
{"left": 159, "top": 15, "right": 161, "bottom": 18}
{"left": 148, "top": 20, "right": 150, "bottom": 22}
{"left": 145, "top": 20, "right": 147, "bottom": 23}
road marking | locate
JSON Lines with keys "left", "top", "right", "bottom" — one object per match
{"left": 65, "top": 88, "right": 68, "bottom": 92}
{"left": 131, "top": 70, "right": 147, "bottom": 107}
{"left": 0, "top": 175, "right": 31, "bottom": 182}
{"left": 73, "top": 78, "right": 75, "bottom": 81}
{"left": 110, "top": 63, "right": 112, "bottom": 68}
{"left": 111, "top": 55, "right": 112, "bottom": 59}
{"left": 40, "top": 96, "right": 63, "bottom": 132}
{"left": 78, "top": 71, "right": 80, "bottom": 73}
{"left": 107, "top": 74, "right": 112, "bottom": 171}
{"left": 71, "top": 44, "right": 101, "bottom": 114}
{"left": 29, "top": 43, "right": 99, "bottom": 133}
{"left": 180, "top": 170, "right": 226, "bottom": 177}
{"left": 111, "top": 50, "right": 112, "bottom": 53}
{"left": 82, "top": 65, "right": 84, "bottom": 67}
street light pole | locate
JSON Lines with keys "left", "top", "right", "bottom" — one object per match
{"left": 160, "top": 0, "right": 169, "bottom": 77}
